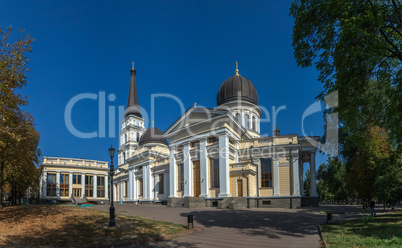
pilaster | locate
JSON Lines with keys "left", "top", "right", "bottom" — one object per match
{"left": 273, "top": 158, "right": 280, "bottom": 196}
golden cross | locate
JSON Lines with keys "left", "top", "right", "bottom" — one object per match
{"left": 235, "top": 61, "right": 239, "bottom": 76}
{"left": 132, "top": 62, "right": 134, "bottom": 70}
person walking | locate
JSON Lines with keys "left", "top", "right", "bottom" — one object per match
{"left": 369, "top": 199, "right": 376, "bottom": 216}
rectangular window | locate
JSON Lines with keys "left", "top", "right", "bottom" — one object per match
{"left": 124, "top": 181, "right": 128, "bottom": 197}
{"left": 159, "top": 174, "right": 164, "bottom": 194}
{"left": 177, "top": 164, "right": 184, "bottom": 191}
{"left": 73, "top": 174, "right": 82, "bottom": 185}
{"left": 46, "top": 173, "right": 57, "bottom": 197}
{"left": 138, "top": 178, "right": 143, "bottom": 196}
{"left": 261, "top": 158, "right": 272, "bottom": 188}
{"left": 97, "top": 176, "right": 105, "bottom": 197}
{"left": 60, "top": 173, "right": 69, "bottom": 197}
{"left": 210, "top": 158, "right": 220, "bottom": 188}
{"left": 85, "top": 174, "right": 94, "bottom": 197}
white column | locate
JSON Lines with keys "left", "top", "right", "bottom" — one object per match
{"left": 143, "top": 162, "right": 152, "bottom": 200}
{"left": 93, "top": 174, "right": 97, "bottom": 198}
{"left": 299, "top": 162, "right": 304, "bottom": 196}
{"left": 293, "top": 155, "right": 301, "bottom": 196}
{"left": 132, "top": 170, "right": 137, "bottom": 201}
{"left": 128, "top": 170, "right": 133, "bottom": 200}
{"left": 39, "top": 174, "right": 43, "bottom": 199}
{"left": 310, "top": 152, "right": 318, "bottom": 197}
{"left": 56, "top": 171, "right": 60, "bottom": 199}
{"left": 163, "top": 172, "right": 168, "bottom": 200}
{"left": 105, "top": 175, "right": 109, "bottom": 200}
{"left": 69, "top": 172, "right": 73, "bottom": 198}
{"left": 183, "top": 142, "right": 191, "bottom": 197}
{"left": 199, "top": 137, "right": 209, "bottom": 198}
{"left": 273, "top": 158, "right": 280, "bottom": 196}
{"left": 169, "top": 146, "right": 177, "bottom": 197}
{"left": 42, "top": 172, "right": 47, "bottom": 199}
{"left": 82, "top": 173, "right": 86, "bottom": 198}
{"left": 218, "top": 133, "right": 231, "bottom": 197}
{"left": 113, "top": 184, "right": 117, "bottom": 201}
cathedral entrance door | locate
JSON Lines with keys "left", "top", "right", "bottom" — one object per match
{"left": 237, "top": 179, "right": 243, "bottom": 197}
{"left": 193, "top": 160, "right": 201, "bottom": 197}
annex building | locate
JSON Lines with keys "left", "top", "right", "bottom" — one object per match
{"left": 39, "top": 157, "right": 109, "bottom": 202}
{"left": 113, "top": 63, "right": 319, "bottom": 208}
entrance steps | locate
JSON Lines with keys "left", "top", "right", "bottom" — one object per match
{"left": 218, "top": 197, "right": 247, "bottom": 210}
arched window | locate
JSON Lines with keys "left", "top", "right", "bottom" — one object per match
{"left": 252, "top": 116, "right": 256, "bottom": 131}
{"left": 125, "top": 134, "right": 128, "bottom": 143}
{"left": 245, "top": 114, "right": 249, "bottom": 129}
{"left": 235, "top": 113, "right": 241, "bottom": 121}
{"left": 137, "top": 132, "right": 140, "bottom": 142}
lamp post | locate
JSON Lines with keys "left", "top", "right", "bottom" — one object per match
{"left": 109, "top": 145, "right": 116, "bottom": 227}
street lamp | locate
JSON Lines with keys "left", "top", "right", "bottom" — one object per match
{"left": 109, "top": 145, "right": 116, "bottom": 227}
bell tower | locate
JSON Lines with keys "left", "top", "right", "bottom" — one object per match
{"left": 118, "top": 62, "right": 146, "bottom": 166}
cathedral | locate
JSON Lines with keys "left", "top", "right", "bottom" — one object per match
{"left": 113, "top": 63, "right": 319, "bottom": 208}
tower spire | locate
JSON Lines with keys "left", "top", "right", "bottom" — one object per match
{"left": 235, "top": 61, "right": 239, "bottom": 76}
{"left": 124, "top": 62, "right": 142, "bottom": 118}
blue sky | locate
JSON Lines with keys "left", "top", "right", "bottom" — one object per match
{"left": 1, "top": 0, "right": 328, "bottom": 172}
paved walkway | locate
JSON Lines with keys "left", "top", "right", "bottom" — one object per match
{"left": 93, "top": 204, "right": 389, "bottom": 248}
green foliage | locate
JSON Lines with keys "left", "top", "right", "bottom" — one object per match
{"left": 0, "top": 26, "right": 39, "bottom": 207}
{"left": 375, "top": 147, "right": 402, "bottom": 206}
{"left": 291, "top": 0, "right": 402, "bottom": 205}
{"left": 290, "top": 0, "right": 402, "bottom": 142}
{"left": 303, "top": 169, "right": 310, "bottom": 196}
{"left": 322, "top": 212, "right": 402, "bottom": 248}
{"left": 317, "top": 157, "right": 350, "bottom": 202}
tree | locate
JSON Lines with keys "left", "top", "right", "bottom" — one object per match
{"left": 304, "top": 169, "right": 310, "bottom": 196}
{"left": 317, "top": 157, "right": 350, "bottom": 203}
{"left": 290, "top": 0, "right": 402, "bottom": 143}
{"left": 346, "top": 126, "right": 390, "bottom": 207}
{"left": 375, "top": 145, "right": 402, "bottom": 208}
{"left": 0, "top": 26, "right": 38, "bottom": 208}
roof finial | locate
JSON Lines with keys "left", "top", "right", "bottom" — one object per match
{"left": 132, "top": 61, "right": 135, "bottom": 70}
{"left": 152, "top": 120, "right": 154, "bottom": 127}
{"left": 235, "top": 61, "right": 239, "bottom": 76}
{"left": 194, "top": 102, "right": 197, "bottom": 108}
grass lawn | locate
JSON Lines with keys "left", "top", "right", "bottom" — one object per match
{"left": 321, "top": 211, "right": 402, "bottom": 248}
{"left": 0, "top": 205, "right": 188, "bottom": 247}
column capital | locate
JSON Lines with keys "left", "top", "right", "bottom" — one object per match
{"left": 183, "top": 141, "right": 190, "bottom": 147}
{"left": 217, "top": 131, "right": 230, "bottom": 138}
{"left": 272, "top": 157, "right": 279, "bottom": 161}
{"left": 169, "top": 145, "right": 176, "bottom": 151}
{"left": 198, "top": 137, "right": 207, "bottom": 142}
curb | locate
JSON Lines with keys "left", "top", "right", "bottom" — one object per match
{"left": 317, "top": 224, "right": 328, "bottom": 248}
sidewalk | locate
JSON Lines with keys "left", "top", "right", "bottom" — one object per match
{"left": 94, "top": 204, "right": 399, "bottom": 247}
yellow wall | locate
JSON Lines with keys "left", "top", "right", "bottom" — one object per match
{"left": 279, "top": 166, "right": 291, "bottom": 196}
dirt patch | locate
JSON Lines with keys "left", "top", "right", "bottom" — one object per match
{"left": 0, "top": 205, "right": 187, "bottom": 247}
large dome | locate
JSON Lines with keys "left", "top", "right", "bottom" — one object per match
{"left": 217, "top": 74, "right": 258, "bottom": 106}
{"left": 139, "top": 127, "right": 168, "bottom": 146}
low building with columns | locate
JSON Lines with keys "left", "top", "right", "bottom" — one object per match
{"left": 114, "top": 63, "right": 319, "bottom": 208}
{"left": 39, "top": 157, "right": 109, "bottom": 202}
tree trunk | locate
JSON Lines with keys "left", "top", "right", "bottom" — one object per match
{"left": 0, "top": 161, "right": 3, "bottom": 209}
